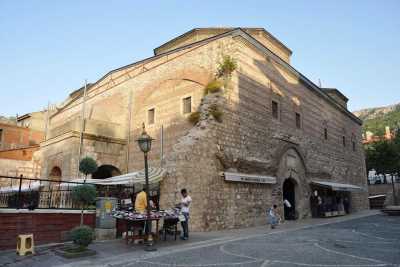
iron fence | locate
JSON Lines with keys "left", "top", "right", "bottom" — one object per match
{"left": 0, "top": 175, "right": 96, "bottom": 210}
{"left": 0, "top": 175, "right": 159, "bottom": 210}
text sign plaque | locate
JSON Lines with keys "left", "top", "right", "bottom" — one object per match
{"left": 222, "top": 172, "right": 276, "bottom": 184}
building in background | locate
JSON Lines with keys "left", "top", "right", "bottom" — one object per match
{"left": 2, "top": 28, "right": 369, "bottom": 230}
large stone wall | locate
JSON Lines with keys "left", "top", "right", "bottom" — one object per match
{"left": 161, "top": 34, "right": 368, "bottom": 231}
{"left": 34, "top": 30, "right": 368, "bottom": 232}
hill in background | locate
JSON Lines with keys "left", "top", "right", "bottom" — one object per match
{"left": 353, "top": 103, "right": 400, "bottom": 136}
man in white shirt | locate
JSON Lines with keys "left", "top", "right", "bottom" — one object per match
{"left": 180, "top": 188, "right": 192, "bottom": 240}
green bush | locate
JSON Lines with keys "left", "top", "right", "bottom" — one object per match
{"left": 204, "top": 80, "right": 223, "bottom": 95}
{"left": 79, "top": 157, "right": 98, "bottom": 177}
{"left": 217, "top": 55, "right": 237, "bottom": 78}
{"left": 209, "top": 104, "right": 223, "bottom": 123}
{"left": 187, "top": 111, "right": 201, "bottom": 125}
{"left": 70, "top": 225, "right": 94, "bottom": 248}
{"left": 72, "top": 184, "right": 97, "bottom": 206}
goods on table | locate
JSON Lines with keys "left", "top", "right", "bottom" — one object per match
{"left": 112, "top": 208, "right": 180, "bottom": 221}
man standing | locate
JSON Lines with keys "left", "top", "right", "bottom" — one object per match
{"left": 180, "top": 188, "right": 192, "bottom": 240}
{"left": 135, "top": 189, "right": 147, "bottom": 214}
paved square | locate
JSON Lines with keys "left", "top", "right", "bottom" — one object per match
{"left": 123, "top": 215, "right": 400, "bottom": 267}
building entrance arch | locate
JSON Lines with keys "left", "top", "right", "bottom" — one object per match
{"left": 92, "top": 165, "right": 121, "bottom": 179}
{"left": 283, "top": 178, "right": 297, "bottom": 220}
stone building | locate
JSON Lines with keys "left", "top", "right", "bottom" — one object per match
{"left": 38, "top": 27, "right": 368, "bottom": 230}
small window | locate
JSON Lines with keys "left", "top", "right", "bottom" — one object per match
{"left": 342, "top": 136, "right": 346, "bottom": 147}
{"left": 148, "top": 108, "right": 155, "bottom": 125}
{"left": 0, "top": 129, "right": 3, "bottom": 143}
{"left": 182, "top": 97, "right": 192, "bottom": 114}
{"left": 324, "top": 128, "right": 328, "bottom": 140}
{"left": 295, "top": 113, "right": 301, "bottom": 129}
{"left": 352, "top": 141, "right": 356, "bottom": 152}
{"left": 272, "top": 101, "right": 279, "bottom": 119}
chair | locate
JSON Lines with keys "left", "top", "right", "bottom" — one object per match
{"left": 16, "top": 234, "right": 34, "bottom": 256}
{"left": 162, "top": 218, "right": 179, "bottom": 241}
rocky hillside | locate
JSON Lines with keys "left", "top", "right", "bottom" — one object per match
{"left": 353, "top": 103, "right": 400, "bottom": 135}
{"left": 0, "top": 116, "right": 16, "bottom": 125}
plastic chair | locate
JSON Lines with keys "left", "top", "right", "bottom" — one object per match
{"left": 16, "top": 234, "right": 34, "bottom": 256}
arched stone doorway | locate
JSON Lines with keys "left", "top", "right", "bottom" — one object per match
{"left": 92, "top": 165, "right": 121, "bottom": 179}
{"left": 49, "top": 166, "right": 62, "bottom": 180}
{"left": 283, "top": 178, "right": 297, "bottom": 220}
{"left": 276, "top": 146, "right": 309, "bottom": 220}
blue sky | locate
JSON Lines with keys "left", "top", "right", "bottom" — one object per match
{"left": 1, "top": 0, "right": 399, "bottom": 117}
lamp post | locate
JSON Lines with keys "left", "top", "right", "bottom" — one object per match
{"left": 136, "top": 123, "right": 156, "bottom": 251}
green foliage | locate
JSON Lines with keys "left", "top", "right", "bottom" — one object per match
{"left": 365, "top": 139, "right": 400, "bottom": 175}
{"left": 216, "top": 55, "right": 237, "bottom": 78}
{"left": 187, "top": 111, "right": 201, "bottom": 125}
{"left": 209, "top": 104, "right": 223, "bottom": 123}
{"left": 363, "top": 106, "right": 400, "bottom": 136}
{"left": 79, "top": 157, "right": 98, "bottom": 176}
{"left": 72, "top": 184, "right": 97, "bottom": 207}
{"left": 204, "top": 80, "right": 223, "bottom": 95}
{"left": 70, "top": 225, "right": 94, "bottom": 248}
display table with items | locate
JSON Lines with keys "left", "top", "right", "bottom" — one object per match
{"left": 113, "top": 208, "right": 181, "bottom": 243}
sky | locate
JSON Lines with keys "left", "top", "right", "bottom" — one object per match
{"left": 1, "top": 0, "right": 399, "bottom": 117}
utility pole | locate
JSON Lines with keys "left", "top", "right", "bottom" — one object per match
{"left": 76, "top": 80, "right": 88, "bottom": 178}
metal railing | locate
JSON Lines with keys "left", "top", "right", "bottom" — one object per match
{"left": 0, "top": 175, "right": 93, "bottom": 210}
{"left": 0, "top": 175, "right": 161, "bottom": 210}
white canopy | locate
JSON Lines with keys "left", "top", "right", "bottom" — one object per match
{"left": 60, "top": 167, "right": 166, "bottom": 187}
{"left": 0, "top": 181, "right": 41, "bottom": 193}
{"left": 311, "top": 180, "right": 364, "bottom": 192}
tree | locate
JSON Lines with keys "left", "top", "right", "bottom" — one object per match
{"left": 79, "top": 157, "right": 98, "bottom": 180}
{"left": 365, "top": 139, "right": 399, "bottom": 205}
{"left": 72, "top": 184, "right": 97, "bottom": 225}
{"left": 76, "top": 157, "right": 98, "bottom": 225}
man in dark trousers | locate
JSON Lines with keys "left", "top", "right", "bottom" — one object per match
{"left": 180, "top": 188, "right": 192, "bottom": 240}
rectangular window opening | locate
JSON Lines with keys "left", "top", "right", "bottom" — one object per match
{"left": 272, "top": 101, "right": 279, "bottom": 119}
{"left": 182, "top": 97, "right": 192, "bottom": 114}
{"left": 342, "top": 136, "right": 346, "bottom": 147}
{"left": 324, "top": 128, "right": 328, "bottom": 140}
{"left": 148, "top": 108, "right": 155, "bottom": 125}
{"left": 352, "top": 141, "right": 356, "bottom": 152}
{"left": 295, "top": 112, "right": 301, "bottom": 129}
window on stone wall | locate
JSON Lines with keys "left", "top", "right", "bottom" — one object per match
{"left": 182, "top": 96, "right": 192, "bottom": 114}
{"left": 0, "top": 129, "right": 3, "bottom": 143}
{"left": 295, "top": 112, "right": 301, "bottom": 129}
{"left": 148, "top": 108, "right": 155, "bottom": 125}
{"left": 352, "top": 140, "right": 356, "bottom": 152}
{"left": 324, "top": 128, "right": 328, "bottom": 140}
{"left": 342, "top": 136, "right": 346, "bottom": 147}
{"left": 272, "top": 101, "right": 279, "bottom": 119}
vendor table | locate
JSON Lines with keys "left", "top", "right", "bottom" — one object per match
{"left": 122, "top": 218, "right": 160, "bottom": 244}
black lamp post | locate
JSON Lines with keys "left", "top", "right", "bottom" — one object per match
{"left": 136, "top": 123, "right": 156, "bottom": 251}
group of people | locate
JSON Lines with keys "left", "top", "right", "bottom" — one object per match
{"left": 310, "top": 190, "right": 350, "bottom": 217}
{"left": 133, "top": 188, "right": 192, "bottom": 240}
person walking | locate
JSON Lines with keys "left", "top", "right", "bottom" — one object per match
{"left": 179, "top": 188, "right": 192, "bottom": 240}
{"left": 267, "top": 204, "right": 280, "bottom": 229}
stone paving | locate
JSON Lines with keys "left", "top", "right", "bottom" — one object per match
{"left": 1, "top": 210, "right": 399, "bottom": 267}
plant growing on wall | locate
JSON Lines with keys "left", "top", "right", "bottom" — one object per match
{"left": 188, "top": 111, "right": 201, "bottom": 125}
{"left": 209, "top": 104, "right": 223, "bottom": 123}
{"left": 204, "top": 79, "right": 223, "bottom": 95}
{"left": 72, "top": 184, "right": 97, "bottom": 226}
{"left": 216, "top": 55, "right": 237, "bottom": 78}
{"left": 79, "top": 157, "right": 98, "bottom": 180}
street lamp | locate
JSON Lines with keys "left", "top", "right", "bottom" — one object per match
{"left": 136, "top": 123, "right": 156, "bottom": 251}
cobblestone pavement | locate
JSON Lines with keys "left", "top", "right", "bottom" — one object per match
{"left": 111, "top": 214, "right": 400, "bottom": 267}
{"left": 1, "top": 212, "right": 399, "bottom": 267}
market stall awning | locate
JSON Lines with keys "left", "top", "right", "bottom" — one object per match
{"left": 60, "top": 167, "right": 166, "bottom": 187}
{"left": 310, "top": 180, "right": 364, "bottom": 192}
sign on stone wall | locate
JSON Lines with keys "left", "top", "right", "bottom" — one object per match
{"left": 222, "top": 172, "right": 276, "bottom": 184}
